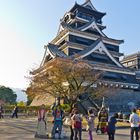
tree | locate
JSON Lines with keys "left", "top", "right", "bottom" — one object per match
{"left": 26, "top": 58, "right": 105, "bottom": 109}
{"left": 0, "top": 86, "right": 17, "bottom": 104}
{"left": 17, "top": 101, "right": 26, "bottom": 106}
{"left": 26, "top": 95, "right": 33, "bottom": 106}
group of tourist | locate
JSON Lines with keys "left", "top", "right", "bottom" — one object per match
{"left": 1, "top": 102, "right": 140, "bottom": 140}
{"left": 36, "top": 103, "right": 95, "bottom": 140}
{"left": 35, "top": 101, "right": 140, "bottom": 140}
{"left": 35, "top": 98, "right": 116, "bottom": 140}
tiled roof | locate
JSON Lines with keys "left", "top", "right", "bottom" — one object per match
{"left": 122, "top": 52, "right": 140, "bottom": 61}
{"left": 47, "top": 44, "right": 67, "bottom": 58}
{"left": 69, "top": 3, "right": 106, "bottom": 19}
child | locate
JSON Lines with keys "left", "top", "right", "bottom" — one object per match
{"left": 86, "top": 109, "right": 95, "bottom": 140}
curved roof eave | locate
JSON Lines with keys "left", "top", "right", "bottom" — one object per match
{"left": 47, "top": 44, "right": 67, "bottom": 58}
{"left": 69, "top": 3, "right": 106, "bottom": 18}
{"left": 70, "top": 39, "right": 123, "bottom": 68}
{"left": 81, "top": 0, "right": 97, "bottom": 11}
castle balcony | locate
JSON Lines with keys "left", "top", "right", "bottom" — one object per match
{"left": 87, "top": 60, "right": 135, "bottom": 75}
{"left": 69, "top": 17, "right": 106, "bottom": 31}
{"left": 59, "top": 41, "right": 123, "bottom": 58}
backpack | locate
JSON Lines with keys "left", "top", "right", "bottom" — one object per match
{"left": 73, "top": 115, "right": 82, "bottom": 128}
{"left": 74, "top": 120, "right": 82, "bottom": 128}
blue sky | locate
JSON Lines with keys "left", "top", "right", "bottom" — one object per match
{"left": 0, "top": 0, "right": 140, "bottom": 88}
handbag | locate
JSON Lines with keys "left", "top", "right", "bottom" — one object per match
{"left": 64, "top": 116, "right": 71, "bottom": 126}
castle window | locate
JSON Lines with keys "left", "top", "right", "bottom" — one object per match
{"left": 127, "top": 61, "right": 133, "bottom": 66}
{"left": 85, "top": 5, "right": 92, "bottom": 10}
{"left": 77, "top": 12, "right": 92, "bottom": 21}
{"left": 59, "top": 40, "right": 66, "bottom": 46}
{"left": 97, "top": 19, "right": 102, "bottom": 24}
{"left": 64, "top": 15, "right": 69, "bottom": 22}
{"left": 105, "top": 44, "right": 119, "bottom": 52}
{"left": 123, "top": 63, "right": 128, "bottom": 67}
{"left": 68, "top": 48, "right": 81, "bottom": 55}
{"left": 75, "top": 38, "right": 89, "bottom": 45}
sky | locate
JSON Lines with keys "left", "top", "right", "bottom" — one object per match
{"left": 0, "top": 0, "right": 140, "bottom": 89}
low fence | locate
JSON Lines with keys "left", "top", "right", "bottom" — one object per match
{"left": 1, "top": 108, "right": 55, "bottom": 118}
{"left": 0, "top": 104, "right": 71, "bottom": 118}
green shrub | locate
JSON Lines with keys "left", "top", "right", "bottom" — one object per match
{"left": 61, "top": 104, "right": 71, "bottom": 112}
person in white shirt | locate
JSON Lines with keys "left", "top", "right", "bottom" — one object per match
{"left": 129, "top": 108, "right": 140, "bottom": 140}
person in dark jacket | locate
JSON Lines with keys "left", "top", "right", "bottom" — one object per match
{"left": 0, "top": 105, "right": 4, "bottom": 119}
{"left": 107, "top": 113, "right": 118, "bottom": 140}
{"left": 11, "top": 105, "right": 18, "bottom": 118}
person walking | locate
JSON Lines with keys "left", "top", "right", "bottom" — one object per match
{"left": 71, "top": 110, "right": 83, "bottom": 140}
{"left": 11, "top": 105, "right": 18, "bottom": 118}
{"left": 107, "top": 113, "right": 118, "bottom": 140}
{"left": 129, "top": 108, "right": 140, "bottom": 140}
{"left": 86, "top": 109, "right": 95, "bottom": 140}
{"left": 0, "top": 105, "right": 4, "bottom": 119}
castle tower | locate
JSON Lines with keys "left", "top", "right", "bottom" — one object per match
{"left": 30, "top": 1, "right": 140, "bottom": 110}
{"left": 39, "top": 0, "right": 139, "bottom": 91}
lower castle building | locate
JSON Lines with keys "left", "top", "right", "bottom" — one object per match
{"left": 121, "top": 52, "right": 140, "bottom": 70}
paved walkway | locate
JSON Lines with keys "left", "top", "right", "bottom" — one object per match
{"left": 0, "top": 118, "right": 130, "bottom": 140}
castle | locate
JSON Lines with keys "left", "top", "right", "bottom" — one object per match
{"left": 30, "top": 0, "right": 140, "bottom": 112}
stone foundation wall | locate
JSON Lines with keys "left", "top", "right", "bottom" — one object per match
{"left": 30, "top": 94, "right": 64, "bottom": 107}
{"left": 30, "top": 95, "right": 55, "bottom": 106}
